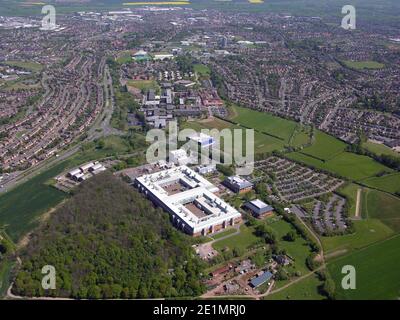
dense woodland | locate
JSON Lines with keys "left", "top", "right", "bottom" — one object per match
{"left": 12, "top": 172, "right": 206, "bottom": 299}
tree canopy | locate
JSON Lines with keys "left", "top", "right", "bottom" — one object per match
{"left": 13, "top": 173, "right": 205, "bottom": 299}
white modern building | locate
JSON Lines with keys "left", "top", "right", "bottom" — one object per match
{"left": 67, "top": 161, "right": 106, "bottom": 182}
{"left": 169, "top": 149, "right": 193, "bottom": 166}
{"left": 153, "top": 53, "right": 174, "bottom": 60}
{"left": 135, "top": 165, "right": 242, "bottom": 236}
{"left": 188, "top": 133, "right": 215, "bottom": 148}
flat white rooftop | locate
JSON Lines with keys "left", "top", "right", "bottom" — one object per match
{"left": 135, "top": 166, "right": 241, "bottom": 233}
{"left": 249, "top": 199, "right": 268, "bottom": 209}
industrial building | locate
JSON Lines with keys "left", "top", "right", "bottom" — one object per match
{"left": 67, "top": 161, "right": 106, "bottom": 182}
{"left": 135, "top": 165, "right": 242, "bottom": 236}
{"left": 223, "top": 176, "right": 253, "bottom": 193}
{"left": 244, "top": 199, "right": 274, "bottom": 218}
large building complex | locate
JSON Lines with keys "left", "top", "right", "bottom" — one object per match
{"left": 135, "top": 165, "right": 242, "bottom": 236}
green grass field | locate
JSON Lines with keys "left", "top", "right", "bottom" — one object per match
{"left": 299, "top": 130, "right": 347, "bottom": 160}
{"left": 328, "top": 235, "right": 400, "bottom": 300}
{"left": 212, "top": 224, "right": 261, "bottom": 252}
{"left": 287, "top": 151, "right": 392, "bottom": 181}
{"left": 265, "top": 274, "right": 325, "bottom": 300}
{"left": 193, "top": 64, "right": 211, "bottom": 77}
{"left": 115, "top": 51, "right": 133, "bottom": 64}
{"left": 127, "top": 79, "right": 159, "bottom": 92}
{"left": 337, "top": 183, "right": 359, "bottom": 216}
{"left": 362, "top": 173, "right": 400, "bottom": 194}
{"left": 290, "top": 128, "right": 310, "bottom": 147}
{"left": 230, "top": 105, "right": 298, "bottom": 144}
{"left": 362, "top": 141, "right": 400, "bottom": 158}
{"left": 0, "top": 162, "right": 68, "bottom": 242}
{"left": 362, "top": 189, "right": 400, "bottom": 232}
{"left": 211, "top": 227, "right": 237, "bottom": 240}
{"left": 342, "top": 60, "right": 385, "bottom": 70}
{"left": 323, "top": 152, "right": 392, "bottom": 180}
{"left": 3, "top": 60, "right": 43, "bottom": 72}
{"left": 322, "top": 219, "right": 394, "bottom": 255}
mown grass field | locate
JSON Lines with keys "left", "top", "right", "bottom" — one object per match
{"left": 230, "top": 105, "right": 298, "bottom": 144}
{"left": 193, "top": 64, "right": 211, "bottom": 77}
{"left": 342, "top": 60, "right": 385, "bottom": 70}
{"left": 287, "top": 151, "right": 392, "bottom": 181}
{"left": 0, "top": 162, "right": 68, "bottom": 242}
{"left": 127, "top": 79, "right": 159, "bottom": 92}
{"left": 115, "top": 51, "right": 133, "bottom": 64}
{"left": 299, "top": 130, "right": 347, "bottom": 160}
{"left": 362, "top": 141, "right": 400, "bottom": 158}
{"left": 265, "top": 274, "right": 324, "bottom": 300}
{"left": 322, "top": 219, "right": 394, "bottom": 256}
{"left": 212, "top": 224, "right": 261, "bottom": 252}
{"left": 328, "top": 235, "right": 400, "bottom": 300}
{"left": 337, "top": 183, "right": 359, "bottom": 216}
{"left": 362, "top": 173, "right": 400, "bottom": 194}
{"left": 362, "top": 189, "right": 400, "bottom": 232}
{"left": 211, "top": 227, "right": 237, "bottom": 240}
{"left": 3, "top": 60, "right": 43, "bottom": 72}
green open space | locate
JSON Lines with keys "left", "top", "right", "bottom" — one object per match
{"left": 362, "top": 141, "right": 400, "bottom": 158}
{"left": 362, "top": 173, "right": 400, "bottom": 194}
{"left": 265, "top": 274, "right": 324, "bottom": 300}
{"left": 328, "top": 235, "right": 400, "bottom": 300}
{"left": 322, "top": 186, "right": 400, "bottom": 256}
{"left": 342, "top": 60, "right": 385, "bottom": 70}
{"left": 362, "top": 189, "right": 400, "bottom": 232}
{"left": 287, "top": 151, "right": 392, "bottom": 181}
{"left": 127, "top": 79, "right": 160, "bottom": 92}
{"left": 193, "top": 64, "right": 211, "bottom": 77}
{"left": 212, "top": 224, "right": 261, "bottom": 252}
{"left": 0, "top": 162, "right": 68, "bottom": 243}
{"left": 321, "top": 219, "right": 394, "bottom": 255}
{"left": 115, "top": 51, "right": 133, "bottom": 64}
{"left": 269, "top": 218, "right": 313, "bottom": 275}
{"left": 210, "top": 228, "right": 237, "bottom": 240}
{"left": 299, "top": 130, "right": 347, "bottom": 161}
{"left": 230, "top": 105, "right": 298, "bottom": 144}
{"left": 337, "top": 183, "right": 359, "bottom": 216}
{"left": 3, "top": 60, "right": 43, "bottom": 72}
